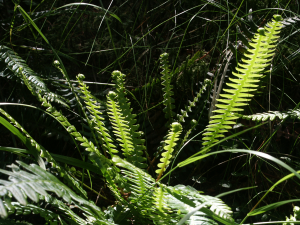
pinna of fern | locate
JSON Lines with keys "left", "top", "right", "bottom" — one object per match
{"left": 202, "top": 14, "right": 283, "bottom": 147}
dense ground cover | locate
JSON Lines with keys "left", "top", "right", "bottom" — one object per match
{"left": 1, "top": 0, "right": 300, "bottom": 224}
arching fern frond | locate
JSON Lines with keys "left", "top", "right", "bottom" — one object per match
{"left": 2, "top": 201, "right": 62, "bottom": 224}
{"left": 166, "top": 185, "right": 234, "bottom": 225}
{"left": 202, "top": 15, "right": 283, "bottom": 147}
{"left": 0, "top": 45, "right": 68, "bottom": 107}
{"left": 0, "top": 108, "right": 87, "bottom": 198}
{"left": 0, "top": 161, "right": 108, "bottom": 223}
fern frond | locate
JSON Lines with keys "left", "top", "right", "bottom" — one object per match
{"left": 0, "top": 45, "right": 68, "bottom": 107}
{"left": 106, "top": 91, "right": 134, "bottom": 159}
{"left": 111, "top": 71, "right": 147, "bottom": 169}
{"left": 241, "top": 109, "right": 300, "bottom": 122}
{"left": 2, "top": 201, "right": 62, "bottom": 224}
{"left": 77, "top": 74, "right": 118, "bottom": 157}
{"left": 112, "top": 156, "right": 155, "bottom": 198}
{"left": 18, "top": 63, "right": 124, "bottom": 205}
{"left": 112, "top": 156, "right": 173, "bottom": 224}
{"left": 166, "top": 185, "right": 234, "bottom": 225}
{"left": 156, "top": 122, "right": 182, "bottom": 180}
{"left": 153, "top": 184, "right": 170, "bottom": 214}
{"left": 160, "top": 53, "right": 176, "bottom": 123}
{"left": 0, "top": 108, "right": 87, "bottom": 198}
{"left": 0, "top": 161, "right": 107, "bottom": 222}
{"left": 202, "top": 15, "right": 283, "bottom": 147}
{"left": 177, "top": 79, "right": 211, "bottom": 123}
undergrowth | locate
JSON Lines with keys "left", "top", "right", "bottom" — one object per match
{"left": 1, "top": 0, "right": 300, "bottom": 224}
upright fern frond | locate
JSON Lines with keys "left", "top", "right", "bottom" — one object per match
{"left": 77, "top": 74, "right": 118, "bottom": 157}
{"left": 153, "top": 184, "right": 170, "bottom": 214}
{"left": 111, "top": 71, "right": 147, "bottom": 169}
{"left": 202, "top": 15, "right": 283, "bottom": 147}
{"left": 106, "top": 91, "right": 134, "bottom": 159}
{"left": 156, "top": 122, "right": 182, "bottom": 180}
{"left": 160, "top": 53, "right": 176, "bottom": 124}
{"left": 177, "top": 79, "right": 211, "bottom": 123}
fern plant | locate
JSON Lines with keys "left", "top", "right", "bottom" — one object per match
{"left": 0, "top": 64, "right": 234, "bottom": 224}
{"left": 0, "top": 13, "right": 294, "bottom": 225}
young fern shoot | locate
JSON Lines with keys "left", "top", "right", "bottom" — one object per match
{"left": 202, "top": 14, "right": 283, "bottom": 148}
{"left": 156, "top": 122, "right": 182, "bottom": 181}
{"left": 111, "top": 71, "right": 147, "bottom": 169}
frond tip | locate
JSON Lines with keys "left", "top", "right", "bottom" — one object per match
{"left": 156, "top": 122, "right": 182, "bottom": 180}
{"left": 202, "top": 14, "right": 283, "bottom": 147}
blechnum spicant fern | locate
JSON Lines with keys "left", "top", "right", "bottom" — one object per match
{"left": 202, "top": 14, "right": 283, "bottom": 147}
{"left": 111, "top": 71, "right": 147, "bottom": 169}
{"left": 0, "top": 45, "right": 68, "bottom": 107}
{"left": 0, "top": 70, "right": 233, "bottom": 223}
{"left": 160, "top": 53, "right": 176, "bottom": 124}
{"left": 1, "top": 15, "right": 287, "bottom": 225}
{"left": 156, "top": 122, "right": 182, "bottom": 180}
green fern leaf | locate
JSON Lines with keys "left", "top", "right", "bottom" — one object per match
{"left": 107, "top": 91, "right": 134, "bottom": 159}
{"left": 0, "top": 45, "right": 68, "bottom": 107}
{"left": 241, "top": 109, "right": 300, "bottom": 122}
{"left": 111, "top": 71, "right": 147, "bottom": 169}
{"left": 77, "top": 74, "right": 118, "bottom": 157}
{"left": 0, "top": 161, "right": 107, "bottom": 222}
{"left": 156, "top": 122, "right": 182, "bottom": 180}
{"left": 160, "top": 53, "right": 176, "bottom": 123}
{"left": 166, "top": 185, "right": 233, "bottom": 225}
{"left": 202, "top": 15, "right": 283, "bottom": 147}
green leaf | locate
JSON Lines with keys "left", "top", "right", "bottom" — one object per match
{"left": 178, "top": 149, "right": 300, "bottom": 181}
{"left": 248, "top": 199, "right": 300, "bottom": 216}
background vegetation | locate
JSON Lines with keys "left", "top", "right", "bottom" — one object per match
{"left": 1, "top": 0, "right": 300, "bottom": 224}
